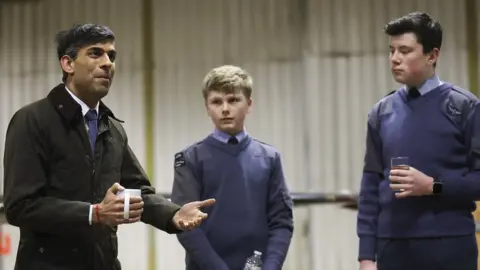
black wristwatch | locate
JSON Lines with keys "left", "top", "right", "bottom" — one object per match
{"left": 432, "top": 179, "right": 443, "bottom": 195}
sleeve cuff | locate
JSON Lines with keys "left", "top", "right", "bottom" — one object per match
{"left": 165, "top": 208, "right": 182, "bottom": 234}
{"left": 358, "top": 236, "right": 376, "bottom": 261}
{"left": 440, "top": 177, "right": 459, "bottom": 199}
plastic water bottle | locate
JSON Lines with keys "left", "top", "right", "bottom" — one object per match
{"left": 243, "top": 250, "right": 263, "bottom": 270}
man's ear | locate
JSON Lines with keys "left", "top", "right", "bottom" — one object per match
{"left": 60, "top": 55, "right": 75, "bottom": 75}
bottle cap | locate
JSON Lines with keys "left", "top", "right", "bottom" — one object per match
{"left": 254, "top": 250, "right": 262, "bottom": 256}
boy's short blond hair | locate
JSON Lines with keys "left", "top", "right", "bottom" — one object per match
{"left": 202, "top": 65, "right": 253, "bottom": 100}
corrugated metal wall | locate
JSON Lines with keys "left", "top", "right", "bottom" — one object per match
{"left": 0, "top": 0, "right": 477, "bottom": 269}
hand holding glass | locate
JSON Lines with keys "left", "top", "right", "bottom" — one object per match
{"left": 391, "top": 157, "right": 409, "bottom": 186}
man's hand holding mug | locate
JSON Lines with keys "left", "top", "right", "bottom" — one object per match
{"left": 92, "top": 183, "right": 144, "bottom": 226}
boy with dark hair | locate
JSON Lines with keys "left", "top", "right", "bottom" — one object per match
{"left": 171, "top": 65, "right": 294, "bottom": 270}
{"left": 357, "top": 12, "right": 480, "bottom": 270}
{"left": 3, "top": 23, "right": 214, "bottom": 270}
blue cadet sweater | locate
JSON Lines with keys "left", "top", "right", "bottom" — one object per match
{"left": 171, "top": 134, "right": 294, "bottom": 270}
{"left": 357, "top": 82, "right": 480, "bottom": 261}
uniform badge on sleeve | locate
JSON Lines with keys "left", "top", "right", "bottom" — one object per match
{"left": 174, "top": 152, "right": 185, "bottom": 168}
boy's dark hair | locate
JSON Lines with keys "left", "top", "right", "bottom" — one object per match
{"left": 55, "top": 24, "right": 115, "bottom": 82}
{"left": 384, "top": 12, "right": 442, "bottom": 55}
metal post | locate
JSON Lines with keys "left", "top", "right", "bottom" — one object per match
{"left": 141, "top": 0, "right": 156, "bottom": 269}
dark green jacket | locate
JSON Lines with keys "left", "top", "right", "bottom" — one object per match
{"left": 3, "top": 83, "right": 181, "bottom": 270}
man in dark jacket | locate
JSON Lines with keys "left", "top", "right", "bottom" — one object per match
{"left": 2, "top": 24, "right": 215, "bottom": 270}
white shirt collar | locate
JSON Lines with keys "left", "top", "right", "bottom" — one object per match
{"left": 64, "top": 86, "right": 99, "bottom": 117}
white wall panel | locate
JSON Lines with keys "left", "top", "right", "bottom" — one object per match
{"left": 0, "top": 0, "right": 477, "bottom": 269}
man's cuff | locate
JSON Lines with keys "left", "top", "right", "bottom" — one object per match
{"left": 88, "top": 205, "right": 93, "bottom": 225}
{"left": 358, "top": 236, "right": 376, "bottom": 261}
{"left": 166, "top": 209, "right": 182, "bottom": 233}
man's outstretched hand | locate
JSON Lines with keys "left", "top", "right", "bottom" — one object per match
{"left": 172, "top": 198, "right": 216, "bottom": 230}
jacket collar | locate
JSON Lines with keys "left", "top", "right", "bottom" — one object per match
{"left": 47, "top": 83, "right": 123, "bottom": 123}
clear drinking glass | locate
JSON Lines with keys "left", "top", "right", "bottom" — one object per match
{"left": 391, "top": 157, "right": 409, "bottom": 170}
{"left": 391, "top": 157, "right": 409, "bottom": 185}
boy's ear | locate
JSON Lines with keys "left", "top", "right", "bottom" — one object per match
{"left": 247, "top": 98, "right": 253, "bottom": 113}
{"left": 427, "top": 48, "right": 439, "bottom": 66}
{"left": 205, "top": 101, "right": 211, "bottom": 117}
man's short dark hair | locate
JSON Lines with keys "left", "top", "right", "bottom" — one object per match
{"left": 55, "top": 24, "right": 115, "bottom": 82}
{"left": 384, "top": 12, "right": 442, "bottom": 54}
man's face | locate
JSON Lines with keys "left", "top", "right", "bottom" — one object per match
{"left": 389, "top": 32, "right": 438, "bottom": 86}
{"left": 206, "top": 90, "right": 252, "bottom": 135}
{"left": 62, "top": 41, "right": 116, "bottom": 101}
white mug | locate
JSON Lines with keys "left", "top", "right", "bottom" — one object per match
{"left": 116, "top": 189, "right": 142, "bottom": 219}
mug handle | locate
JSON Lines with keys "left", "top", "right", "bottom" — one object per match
{"left": 124, "top": 193, "right": 130, "bottom": 219}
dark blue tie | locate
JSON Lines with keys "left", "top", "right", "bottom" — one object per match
{"left": 85, "top": 109, "right": 98, "bottom": 154}
{"left": 228, "top": 136, "right": 239, "bottom": 145}
{"left": 408, "top": 87, "right": 420, "bottom": 100}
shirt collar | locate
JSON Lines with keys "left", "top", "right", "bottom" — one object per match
{"left": 404, "top": 74, "right": 443, "bottom": 96}
{"left": 65, "top": 86, "right": 99, "bottom": 117}
{"left": 212, "top": 127, "right": 248, "bottom": 144}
